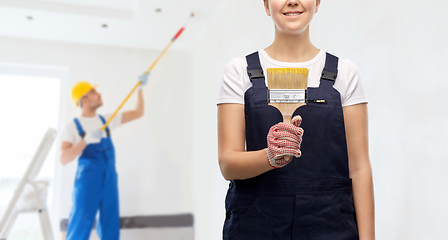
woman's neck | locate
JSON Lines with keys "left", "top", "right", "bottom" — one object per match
{"left": 264, "top": 26, "right": 319, "bottom": 63}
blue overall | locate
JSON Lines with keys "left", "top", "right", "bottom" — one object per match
{"left": 222, "top": 52, "right": 359, "bottom": 240}
{"left": 66, "top": 115, "right": 120, "bottom": 240}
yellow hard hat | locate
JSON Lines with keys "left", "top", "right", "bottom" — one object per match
{"left": 71, "top": 81, "right": 98, "bottom": 107}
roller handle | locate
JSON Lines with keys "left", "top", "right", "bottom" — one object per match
{"left": 100, "top": 82, "right": 141, "bottom": 131}
{"left": 173, "top": 27, "right": 185, "bottom": 41}
{"left": 101, "top": 16, "right": 192, "bottom": 131}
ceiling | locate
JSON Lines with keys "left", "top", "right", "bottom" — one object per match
{"left": 0, "top": 0, "right": 228, "bottom": 50}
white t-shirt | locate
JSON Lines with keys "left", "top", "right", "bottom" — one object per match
{"left": 61, "top": 113, "right": 123, "bottom": 145}
{"left": 217, "top": 50, "right": 368, "bottom": 107}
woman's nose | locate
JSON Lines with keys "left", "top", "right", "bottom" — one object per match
{"left": 287, "top": 0, "right": 299, "bottom": 7}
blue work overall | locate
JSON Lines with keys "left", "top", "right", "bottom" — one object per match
{"left": 222, "top": 52, "right": 359, "bottom": 240}
{"left": 66, "top": 115, "right": 120, "bottom": 240}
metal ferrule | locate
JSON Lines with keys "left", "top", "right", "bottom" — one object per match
{"left": 268, "top": 89, "right": 307, "bottom": 103}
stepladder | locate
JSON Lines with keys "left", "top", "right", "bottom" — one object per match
{"left": 0, "top": 128, "right": 57, "bottom": 240}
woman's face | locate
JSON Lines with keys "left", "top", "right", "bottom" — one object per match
{"left": 264, "top": 0, "right": 321, "bottom": 35}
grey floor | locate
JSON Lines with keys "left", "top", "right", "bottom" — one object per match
{"left": 87, "top": 228, "right": 194, "bottom": 240}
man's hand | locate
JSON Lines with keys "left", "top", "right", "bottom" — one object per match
{"left": 84, "top": 129, "right": 103, "bottom": 145}
{"left": 138, "top": 72, "right": 149, "bottom": 87}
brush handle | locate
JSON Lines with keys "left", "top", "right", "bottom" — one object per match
{"left": 270, "top": 102, "right": 306, "bottom": 123}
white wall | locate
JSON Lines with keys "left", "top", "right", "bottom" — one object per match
{"left": 0, "top": 35, "right": 194, "bottom": 238}
{"left": 190, "top": 0, "right": 448, "bottom": 240}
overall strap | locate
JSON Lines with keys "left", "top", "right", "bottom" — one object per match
{"left": 246, "top": 52, "right": 266, "bottom": 88}
{"left": 98, "top": 115, "right": 111, "bottom": 136}
{"left": 73, "top": 118, "right": 85, "bottom": 138}
{"left": 321, "top": 53, "right": 339, "bottom": 85}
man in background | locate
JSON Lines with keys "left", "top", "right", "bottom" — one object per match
{"left": 60, "top": 73, "right": 148, "bottom": 240}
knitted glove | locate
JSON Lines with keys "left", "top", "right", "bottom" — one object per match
{"left": 267, "top": 115, "right": 304, "bottom": 168}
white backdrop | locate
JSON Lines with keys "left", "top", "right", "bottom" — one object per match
{"left": 190, "top": 0, "right": 448, "bottom": 240}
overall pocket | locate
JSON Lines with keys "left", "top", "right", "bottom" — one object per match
{"left": 224, "top": 195, "right": 271, "bottom": 240}
{"left": 312, "top": 194, "right": 359, "bottom": 240}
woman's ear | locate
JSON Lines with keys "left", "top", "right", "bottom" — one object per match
{"left": 264, "top": 0, "right": 271, "bottom": 16}
{"left": 315, "top": 0, "right": 321, "bottom": 13}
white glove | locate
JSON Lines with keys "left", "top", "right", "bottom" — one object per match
{"left": 138, "top": 72, "right": 149, "bottom": 87}
{"left": 84, "top": 129, "right": 103, "bottom": 145}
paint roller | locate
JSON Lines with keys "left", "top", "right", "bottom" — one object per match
{"left": 100, "top": 13, "right": 195, "bottom": 132}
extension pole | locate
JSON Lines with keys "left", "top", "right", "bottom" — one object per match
{"left": 101, "top": 13, "right": 194, "bottom": 131}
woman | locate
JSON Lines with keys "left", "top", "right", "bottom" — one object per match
{"left": 217, "top": 0, "right": 375, "bottom": 239}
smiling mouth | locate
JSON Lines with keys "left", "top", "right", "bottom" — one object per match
{"left": 283, "top": 12, "right": 302, "bottom": 16}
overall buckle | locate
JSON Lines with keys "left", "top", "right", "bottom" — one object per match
{"left": 321, "top": 70, "right": 338, "bottom": 81}
{"left": 247, "top": 68, "right": 264, "bottom": 81}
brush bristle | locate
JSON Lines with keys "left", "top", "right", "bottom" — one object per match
{"left": 267, "top": 68, "right": 309, "bottom": 89}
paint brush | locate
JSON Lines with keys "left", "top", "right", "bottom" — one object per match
{"left": 267, "top": 68, "right": 309, "bottom": 123}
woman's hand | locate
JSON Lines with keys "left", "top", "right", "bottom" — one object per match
{"left": 267, "top": 115, "right": 304, "bottom": 168}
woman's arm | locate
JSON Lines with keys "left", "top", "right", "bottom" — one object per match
{"left": 343, "top": 103, "right": 375, "bottom": 240}
{"left": 218, "top": 103, "right": 272, "bottom": 180}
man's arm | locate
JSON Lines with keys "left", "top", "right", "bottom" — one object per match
{"left": 60, "top": 141, "right": 87, "bottom": 166}
{"left": 122, "top": 90, "right": 144, "bottom": 124}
